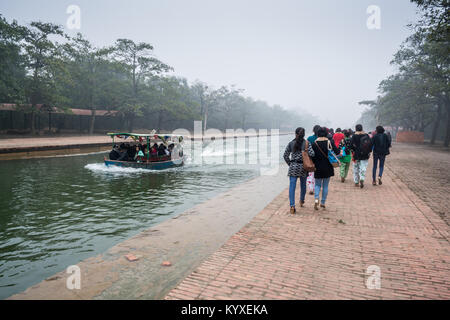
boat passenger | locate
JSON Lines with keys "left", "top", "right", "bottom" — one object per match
{"left": 150, "top": 143, "right": 158, "bottom": 156}
{"left": 126, "top": 143, "right": 136, "bottom": 159}
{"left": 109, "top": 145, "right": 121, "bottom": 160}
{"left": 157, "top": 143, "right": 167, "bottom": 156}
{"left": 168, "top": 143, "right": 175, "bottom": 156}
{"left": 117, "top": 144, "right": 129, "bottom": 161}
{"left": 134, "top": 146, "right": 145, "bottom": 163}
{"left": 134, "top": 146, "right": 140, "bottom": 161}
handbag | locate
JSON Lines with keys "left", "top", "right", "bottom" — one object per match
{"left": 328, "top": 141, "right": 341, "bottom": 167}
{"left": 327, "top": 140, "right": 341, "bottom": 167}
{"left": 302, "top": 140, "right": 316, "bottom": 172}
{"left": 315, "top": 140, "right": 340, "bottom": 168}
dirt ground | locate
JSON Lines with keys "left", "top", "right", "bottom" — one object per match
{"left": 386, "top": 142, "right": 450, "bottom": 226}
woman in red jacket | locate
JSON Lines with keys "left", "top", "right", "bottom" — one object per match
{"left": 333, "top": 128, "right": 345, "bottom": 148}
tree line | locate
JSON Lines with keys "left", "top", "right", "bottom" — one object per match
{"left": 0, "top": 15, "right": 321, "bottom": 135}
{"left": 357, "top": 0, "right": 449, "bottom": 146}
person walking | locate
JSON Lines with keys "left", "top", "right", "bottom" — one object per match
{"left": 306, "top": 125, "right": 321, "bottom": 195}
{"left": 333, "top": 128, "right": 345, "bottom": 148}
{"left": 283, "top": 127, "right": 315, "bottom": 214}
{"left": 386, "top": 131, "right": 392, "bottom": 145}
{"left": 371, "top": 125, "right": 391, "bottom": 186}
{"left": 338, "top": 129, "right": 352, "bottom": 182}
{"left": 307, "top": 125, "right": 321, "bottom": 145}
{"left": 311, "top": 127, "right": 341, "bottom": 210}
{"left": 350, "top": 124, "right": 372, "bottom": 188}
{"left": 326, "top": 127, "right": 334, "bottom": 141}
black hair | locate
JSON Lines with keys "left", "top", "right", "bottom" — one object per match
{"left": 336, "top": 128, "right": 341, "bottom": 133}
{"left": 293, "top": 127, "right": 305, "bottom": 152}
{"left": 343, "top": 129, "right": 351, "bottom": 138}
{"left": 376, "top": 125, "right": 385, "bottom": 134}
{"left": 355, "top": 124, "right": 363, "bottom": 132}
{"left": 313, "top": 125, "right": 321, "bottom": 136}
{"left": 317, "top": 127, "right": 327, "bottom": 137}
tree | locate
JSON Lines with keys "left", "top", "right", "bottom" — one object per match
{"left": 191, "top": 81, "right": 209, "bottom": 131}
{"left": 143, "top": 76, "right": 199, "bottom": 131}
{"left": 409, "top": 0, "right": 450, "bottom": 145}
{"left": 0, "top": 15, "right": 27, "bottom": 104}
{"left": 113, "top": 39, "right": 172, "bottom": 131}
{"left": 62, "top": 33, "right": 116, "bottom": 134}
{"left": 410, "top": 0, "right": 450, "bottom": 42}
{"left": 218, "top": 85, "right": 244, "bottom": 130}
{"left": 22, "top": 21, "right": 65, "bottom": 134}
{"left": 0, "top": 16, "right": 328, "bottom": 135}
{"left": 392, "top": 31, "right": 449, "bottom": 145}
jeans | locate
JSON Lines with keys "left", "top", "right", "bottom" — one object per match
{"left": 314, "top": 177, "right": 330, "bottom": 205}
{"left": 372, "top": 153, "right": 386, "bottom": 181}
{"left": 289, "top": 176, "right": 307, "bottom": 207}
{"left": 353, "top": 159, "right": 369, "bottom": 183}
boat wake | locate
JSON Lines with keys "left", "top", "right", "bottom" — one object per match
{"left": 84, "top": 163, "right": 154, "bottom": 175}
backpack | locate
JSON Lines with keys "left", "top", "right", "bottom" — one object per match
{"left": 359, "top": 134, "right": 372, "bottom": 155}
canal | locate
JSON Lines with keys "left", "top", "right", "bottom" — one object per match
{"left": 0, "top": 135, "right": 292, "bottom": 299}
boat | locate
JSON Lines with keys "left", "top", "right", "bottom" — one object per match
{"left": 104, "top": 132, "right": 186, "bottom": 170}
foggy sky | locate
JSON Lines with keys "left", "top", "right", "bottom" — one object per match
{"left": 0, "top": 0, "right": 420, "bottom": 129}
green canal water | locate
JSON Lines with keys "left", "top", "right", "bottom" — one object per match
{"left": 0, "top": 135, "right": 291, "bottom": 299}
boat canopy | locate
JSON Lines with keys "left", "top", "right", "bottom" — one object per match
{"left": 107, "top": 132, "right": 184, "bottom": 144}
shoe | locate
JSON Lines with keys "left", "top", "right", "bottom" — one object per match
{"left": 300, "top": 200, "right": 305, "bottom": 207}
{"left": 360, "top": 180, "right": 364, "bottom": 188}
{"left": 355, "top": 182, "right": 359, "bottom": 187}
{"left": 290, "top": 206, "right": 296, "bottom": 214}
{"left": 341, "top": 177, "right": 345, "bottom": 183}
{"left": 320, "top": 204, "right": 326, "bottom": 209}
{"left": 309, "top": 191, "right": 314, "bottom": 195}
{"left": 372, "top": 181, "right": 377, "bottom": 186}
{"left": 314, "top": 200, "right": 319, "bottom": 211}
{"left": 378, "top": 177, "right": 382, "bottom": 185}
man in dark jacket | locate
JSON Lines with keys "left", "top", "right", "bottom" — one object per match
{"left": 109, "top": 145, "right": 121, "bottom": 160}
{"left": 350, "top": 124, "right": 372, "bottom": 188}
{"left": 371, "top": 126, "right": 391, "bottom": 186}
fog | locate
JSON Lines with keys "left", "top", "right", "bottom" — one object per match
{"left": 0, "top": 0, "right": 420, "bottom": 129}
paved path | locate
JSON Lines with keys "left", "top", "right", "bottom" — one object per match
{"left": 386, "top": 143, "right": 450, "bottom": 226}
{"left": 0, "top": 135, "right": 113, "bottom": 148}
{"left": 0, "top": 132, "right": 288, "bottom": 154}
{"left": 166, "top": 159, "right": 450, "bottom": 300}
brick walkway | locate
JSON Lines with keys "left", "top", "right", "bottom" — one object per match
{"left": 165, "top": 160, "right": 450, "bottom": 300}
{"left": 386, "top": 143, "right": 450, "bottom": 226}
